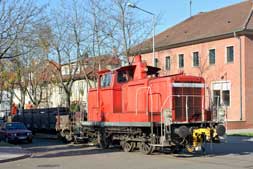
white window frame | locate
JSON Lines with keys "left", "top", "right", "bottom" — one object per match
{"left": 208, "top": 48, "right": 216, "bottom": 65}
{"left": 211, "top": 80, "right": 231, "bottom": 108}
{"left": 178, "top": 54, "right": 184, "bottom": 69}
{"left": 225, "top": 45, "right": 235, "bottom": 64}
{"left": 154, "top": 58, "right": 159, "bottom": 67}
{"left": 192, "top": 51, "right": 200, "bottom": 67}
{"left": 164, "top": 56, "right": 171, "bottom": 70}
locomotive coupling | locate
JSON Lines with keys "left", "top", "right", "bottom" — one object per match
{"left": 186, "top": 125, "right": 226, "bottom": 152}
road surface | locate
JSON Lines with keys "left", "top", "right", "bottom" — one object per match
{"left": 0, "top": 135, "right": 253, "bottom": 169}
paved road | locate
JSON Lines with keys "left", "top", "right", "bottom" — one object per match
{"left": 0, "top": 136, "right": 253, "bottom": 169}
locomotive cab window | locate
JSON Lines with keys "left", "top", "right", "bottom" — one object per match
{"left": 117, "top": 70, "right": 133, "bottom": 83}
{"left": 100, "top": 73, "right": 112, "bottom": 88}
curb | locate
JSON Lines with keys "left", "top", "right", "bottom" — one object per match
{"left": 0, "top": 153, "right": 31, "bottom": 163}
{"left": 227, "top": 128, "right": 253, "bottom": 134}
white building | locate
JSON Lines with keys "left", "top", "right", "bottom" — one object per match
{"left": 0, "top": 91, "right": 10, "bottom": 117}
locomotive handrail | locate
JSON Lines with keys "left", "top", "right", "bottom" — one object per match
{"left": 135, "top": 86, "right": 154, "bottom": 134}
{"left": 135, "top": 86, "right": 153, "bottom": 116}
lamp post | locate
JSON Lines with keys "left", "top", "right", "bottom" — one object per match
{"left": 127, "top": 3, "right": 156, "bottom": 67}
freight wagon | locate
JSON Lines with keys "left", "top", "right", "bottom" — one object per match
{"left": 13, "top": 107, "right": 69, "bottom": 134}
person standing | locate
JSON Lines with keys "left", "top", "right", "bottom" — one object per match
{"left": 25, "top": 101, "right": 33, "bottom": 109}
{"left": 11, "top": 103, "right": 17, "bottom": 116}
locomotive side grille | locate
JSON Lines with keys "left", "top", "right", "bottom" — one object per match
{"left": 173, "top": 85, "right": 202, "bottom": 122}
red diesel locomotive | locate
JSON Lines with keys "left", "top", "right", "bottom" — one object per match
{"left": 81, "top": 55, "right": 225, "bottom": 154}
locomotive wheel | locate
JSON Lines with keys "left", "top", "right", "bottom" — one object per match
{"left": 122, "top": 142, "right": 135, "bottom": 152}
{"left": 130, "top": 142, "right": 136, "bottom": 151}
{"left": 140, "top": 143, "right": 155, "bottom": 155}
{"left": 64, "top": 131, "right": 73, "bottom": 143}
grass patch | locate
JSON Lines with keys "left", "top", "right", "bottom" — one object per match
{"left": 229, "top": 133, "right": 253, "bottom": 137}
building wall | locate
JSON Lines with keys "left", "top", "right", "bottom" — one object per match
{"left": 0, "top": 91, "right": 10, "bottom": 117}
{"left": 244, "top": 35, "right": 253, "bottom": 128}
{"left": 140, "top": 36, "right": 251, "bottom": 129}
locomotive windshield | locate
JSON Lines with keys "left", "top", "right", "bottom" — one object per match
{"left": 100, "top": 73, "right": 112, "bottom": 88}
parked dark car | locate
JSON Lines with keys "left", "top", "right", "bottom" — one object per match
{"left": 0, "top": 122, "right": 32, "bottom": 143}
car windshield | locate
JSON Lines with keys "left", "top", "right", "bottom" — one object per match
{"left": 5, "top": 123, "right": 27, "bottom": 130}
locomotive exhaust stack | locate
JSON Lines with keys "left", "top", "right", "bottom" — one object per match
{"left": 81, "top": 55, "right": 226, "bottom": 155}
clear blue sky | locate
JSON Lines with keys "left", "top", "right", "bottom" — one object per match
{"left": 38, "top": 0, "right": 244, "bottom": 34}
{"left": 135, "top": 0, "right": 244, "bottom": 33}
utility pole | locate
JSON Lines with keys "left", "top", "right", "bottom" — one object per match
{"left": 128, "top": 3, "right": 156, "bottom": 67}
{"left": 190, "top": 0, "right": 192, "bottom": 17}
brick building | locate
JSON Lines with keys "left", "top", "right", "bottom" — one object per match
{"left": 132, "top": 1, "right": 253, "bottom": 129}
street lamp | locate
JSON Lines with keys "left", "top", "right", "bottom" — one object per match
{"left": 127, "top": 3, "right": 156, "bottom": 67}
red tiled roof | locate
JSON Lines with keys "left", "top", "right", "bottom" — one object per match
{"left": 131, "top": 0, "right": 253, "bottom": 55}
{"left": 62, "top": 55, "right": 121, "bottom": 67}
{"left": 82, "top": 55, "right": 120, "bottom": 67}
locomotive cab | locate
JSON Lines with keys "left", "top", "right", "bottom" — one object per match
{"left": 88, "top": 55, "right": 160, "bottom": 121}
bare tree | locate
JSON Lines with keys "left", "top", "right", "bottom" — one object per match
{"left": 109, "top": 0, "right": 153, "bottom": 58}
{"left": 0, "top": 18, "right": 49, "bottom": 109}
{"left": 197, "top": 55, "right": 210, "bottom": 77}
{"left": 0, "top": 0, "right": 155, "bottom": 110}
{"left": 0, "top": 59, "right": 21, "bottom": 110}
{"left": 25, "top": 60, "right": 52, "bottom": 108}
{"left": 0, "top": 0, "right": 45, "bottom": 60}
{"left": 49, "top": 0, "right": 92, "bottom": 108}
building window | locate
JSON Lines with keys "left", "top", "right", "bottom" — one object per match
{"left": 62, "top": 67, "right": 69, "bottom": 75}
{"left": 165, "top": 56, "right": 171, "bottom": 70}
{"left": 193, "top": 52, "right": 199, "bottom": 67}
{"left": 154, "top": 58, "right": 159, "bottom": 67}
{"left": 213, "top": 90, "right": 230, "bottom": 107}
{"left": 222, "top": 90, "right": 230, "bottom": 106}
{"left": 178, "top": 54, "right": 184, "bottom": 68}
{"left": 209, "top": 49, "right": 216, "bottom": 65}
{"left": 213, "top": 90, "right": 221, "bottom": 107}
{"left": 226, "top": 46, "right": 234, "bottom": 63}
{"left": 212, "top": 81, "right": 231, "bottom": 107}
